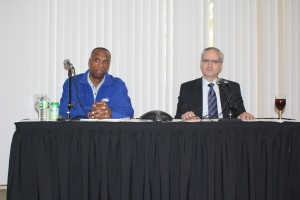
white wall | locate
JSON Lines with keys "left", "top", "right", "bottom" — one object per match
{"left": 0, "top": 0, "right": 36, "bottom": 185}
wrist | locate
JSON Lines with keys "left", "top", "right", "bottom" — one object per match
{"left": 87, "top": 110, "right": 92, "bottom": 118}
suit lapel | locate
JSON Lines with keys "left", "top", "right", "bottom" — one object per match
{"left": 194, "top": 78, "right": 203, "bottom": 117}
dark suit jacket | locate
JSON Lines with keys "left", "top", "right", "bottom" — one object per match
{"left": 175, "top": 77, "right": 246, "bottom": 119}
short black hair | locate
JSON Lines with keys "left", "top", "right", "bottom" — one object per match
{"left": 91, "top": 47, "right": 111, "bottom": 58}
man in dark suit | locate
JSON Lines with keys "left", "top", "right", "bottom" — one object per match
{"left": 175, "top": 47, "right": 255, "bottom": 120}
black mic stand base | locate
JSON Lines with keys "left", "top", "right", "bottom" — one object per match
{"left": 57, "top": 117, "right": 82, "bottom": 121}
{"left": 57, "top": 117, "right": 72, "bottom": 121}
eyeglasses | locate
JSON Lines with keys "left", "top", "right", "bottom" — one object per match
{"left": 202, "top": 59, "right": 221, "bottom": 64}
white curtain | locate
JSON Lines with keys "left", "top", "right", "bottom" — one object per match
{"left": 285, "top": 0, "right": 300, "bottom": 120}
{"left": 171, "top": 0, "right": 210, "bottom": 115}
{"left": 213, "top": 0, "right": 258, "bottom": 116}
{"left": 0, "top": 0, "right": 299, "bottom": 184}
{"left": 211, "top": 0, "right": 299, "bottom": 119}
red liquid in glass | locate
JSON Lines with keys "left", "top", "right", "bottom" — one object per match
{"left": 275, "top": 99, "right": 286, "bottom": 111}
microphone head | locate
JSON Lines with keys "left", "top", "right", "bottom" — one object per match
{"left": 63, "top": 59, "right": 73, "bottom": 70}
{"left": 63, "top": 59, "right": 70, "bottom": 66}
{"left": 217, "top": 78, "right": 229, "bottom": 85}
{"left": 216, "top": 78, "right": 224, "bottom": 85}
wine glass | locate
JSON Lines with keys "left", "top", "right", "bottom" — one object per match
{"left": 275, "top": 95, "right": 286, "bottom": 121}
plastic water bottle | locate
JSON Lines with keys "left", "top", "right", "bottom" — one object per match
{"left": 49, "top": 102, "right": 60, "bottom": 121}
{"left": 39, "top": 95, "right": 50, "bottom": 121}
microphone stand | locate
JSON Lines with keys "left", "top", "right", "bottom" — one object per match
{"left": 58, "top": 66, "right": 76, "bottom": 121}
{"left": 218, "top": 83, "right": 241, "bottom": 122}
{"left": 66, "top": 67, "right": 76, "bottom": 119}
{"left": 222, "top": 85, "right": 234, "bottom": 119}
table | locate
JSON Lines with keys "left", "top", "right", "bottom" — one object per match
{"left": 7, "top": 121, "right": 300, "bottom": 200}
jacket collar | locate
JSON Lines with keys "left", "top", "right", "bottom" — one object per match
{"left": 79, "top": 69, "right": 113, "bottom": 86}
{"left": 193, "top": 77, "right": 202, "bottom": 116}
{"left": 195, "top": 77, "right": 202, "bottom": 86}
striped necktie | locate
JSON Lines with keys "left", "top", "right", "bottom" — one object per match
{"left": 208, "top": 83, "right": 218, "bottom": 118}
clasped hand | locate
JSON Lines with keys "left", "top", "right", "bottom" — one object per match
{"left": 89, "top": 100, "right": 112, "bottom": 119}
{"left": 181, "top": 111, "right": 255, "bottom": 121}
{"left": 181, "top": 111, "right": 201, "bottom": 121}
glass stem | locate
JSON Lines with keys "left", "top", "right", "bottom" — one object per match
{"left": 279, "top": 110, "right": 282, "bottom": 120}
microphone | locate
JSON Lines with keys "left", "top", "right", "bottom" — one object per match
{"left": 61, "top": 59, "right": 87, "bottom": 119}
{"left": 217, "top": 78, "right": 238, "bottom": 119}
{"left": 63, "top": 59, "right": 74, "bottom": 70}
{"left": 216, "top": 77, "right": 229, "bottom": 85}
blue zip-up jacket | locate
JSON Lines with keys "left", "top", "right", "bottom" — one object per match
{"left": 59, "top": 70, "right": 134, "bottom": 119}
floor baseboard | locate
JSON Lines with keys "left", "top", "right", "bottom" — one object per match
{"left": 0, "top": 185, "right": 7, "bottom": 200}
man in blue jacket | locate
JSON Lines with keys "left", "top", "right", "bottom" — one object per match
{"left": 59, "top": 47, "right": 134, "bottom": 119}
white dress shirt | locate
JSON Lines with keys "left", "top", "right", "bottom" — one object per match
{"left": 87, "top": 72, "right": 105, "bottom": 102}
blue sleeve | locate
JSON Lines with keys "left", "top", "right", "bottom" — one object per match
{"left": 106, "top": 81, "right": 134, "bottom": 119}
{"left": 59, "top": 80, "right": 69, "bottom": 118}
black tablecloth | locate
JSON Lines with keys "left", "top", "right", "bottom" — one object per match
{"left": 7, "top": 121, "right": 300, "bottom": 200}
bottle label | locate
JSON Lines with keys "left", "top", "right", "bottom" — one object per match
{"left": 49, "top": 102, "right": 60, "bottom": 121}
{"left": 40, "top": 101, "right": 49, "bottom": 109}
{"left": 39, "top": 96, "right": 50, "bottom": 121}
